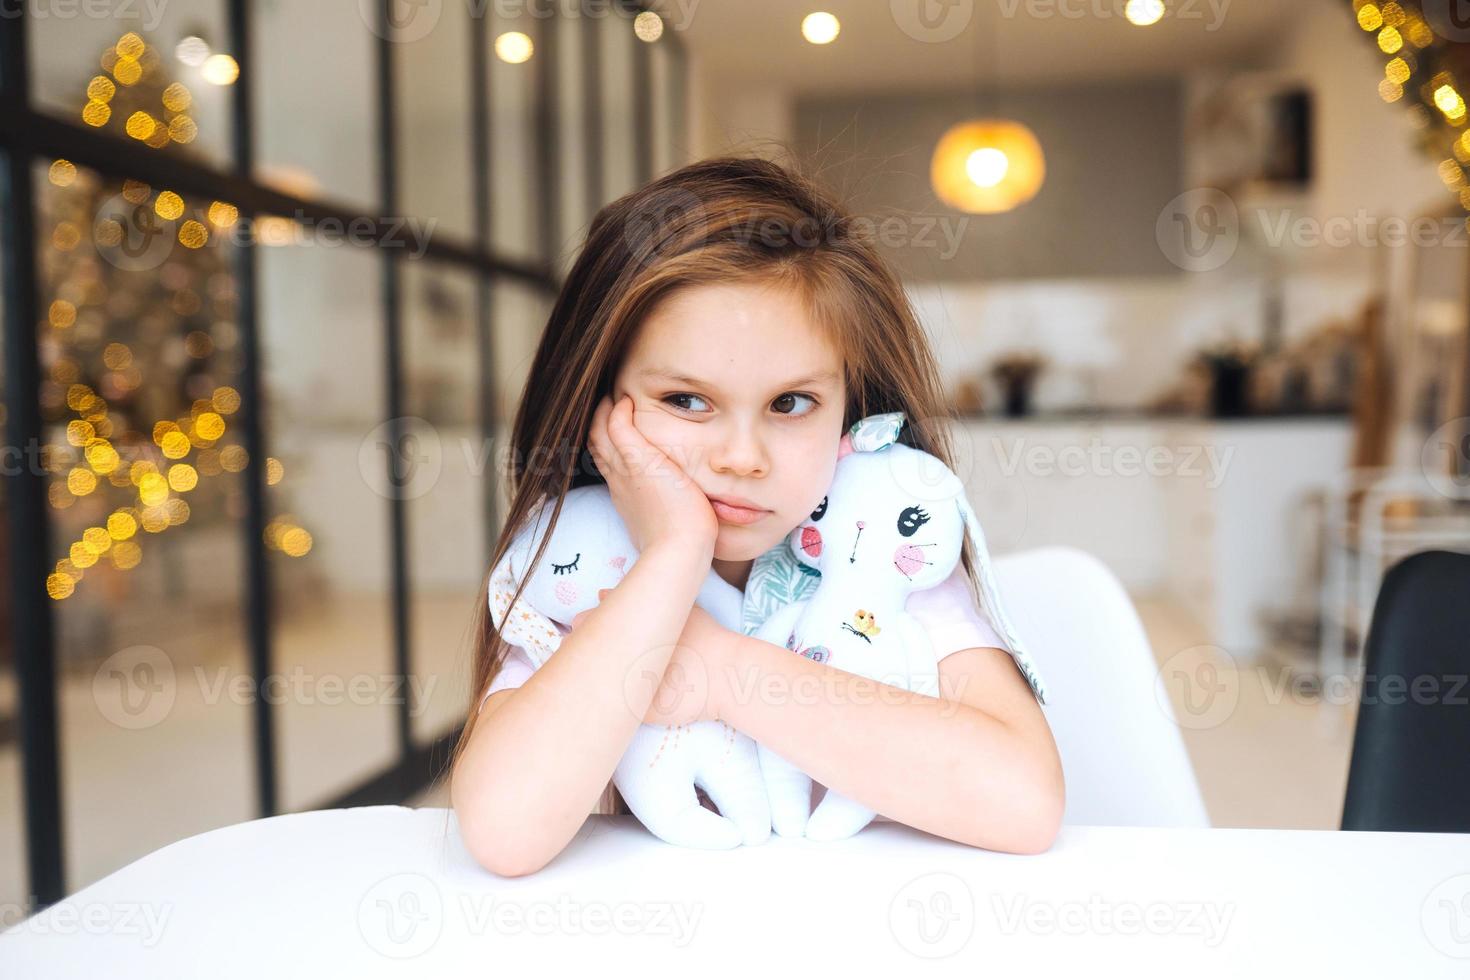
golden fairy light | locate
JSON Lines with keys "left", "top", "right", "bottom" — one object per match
{"left": 178, "top": 220, "right": 209, "bottom": 249}
{"left": 161, "top": 82, "right": 192, "bottom": 112}
{"left": 52, "top": 222, "right": 81, "bottom": 251}
{"left": 207, "top": 202, "right": 238, "bottom": 227}
{"left": 108, "top": 511, "right": 138, "bottom": 539}
{"left": 82, "top": 101, "right": 111, "bottom": 127}
{"left": 49, "top": 300, "right": 77, "bottom": 329}
{"left": 1358, "top": 3, "right": 1383, "bottom": 30}
{"left": 801, "top": 12, "right": 839, "bottom": 45}
{"left": 201, "top": 53, "right": 239, "bottom": 85}
{"left": 1124, "top": 0, "right": 1164, "bottom": 27}
{"left": 168, "top": 115, "right": 198, "bottom": 144}
{"left": 48, "top": 160, "right": 76, "bottom": 186}
{"left": 634, "top": 11, "right": 664, "bottom": 42}
{"left": 168, "top": 463, "right": 199, "bottom": 492}
{"left": 154, "top": 190, "right": 184, "bottom": 220}
{"left": 67, "top": 468, "right": 97, "bottom": 496}
{"left": 176, "top": 36, "right": 209, "bottom": 66}
{"left": 115, "top": 32, "right": 144, "bottom": 59}
{"left": 494, "top": 31, "right": 533, "bottom": 64}
{"left": 212, "top": 386, "right": 241, "bottom": 413}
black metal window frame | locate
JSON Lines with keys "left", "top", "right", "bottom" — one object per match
{"left": 1, "top": 0, "right": 685, "bottom": 907}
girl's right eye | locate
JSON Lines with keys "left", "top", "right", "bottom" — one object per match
{"left": 664, "top": 393, "right": 711, "bottom": 413}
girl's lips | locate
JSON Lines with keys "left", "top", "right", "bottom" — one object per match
{"left": 708, "top": 497, "right": 769, "bottom": 526}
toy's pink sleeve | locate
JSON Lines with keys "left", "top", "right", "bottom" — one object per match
{"left": 475, "top": 634, "right": 563, "bottom": 715}
{"left": 905, "top": 564, "right": 1011, "bottom": 658}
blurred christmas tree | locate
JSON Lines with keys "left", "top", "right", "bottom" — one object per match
{"left": 1352, "top": 1, "right": 1470, "bottom": 207}
{"left": 37, "top": 31, "right": 311, "bottom": 604}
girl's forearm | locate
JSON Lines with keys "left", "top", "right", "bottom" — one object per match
{"left": 452, "top": 543, "right": 710, "bottom": 875}
{"left": 716, "top": 633, "right": 1063, "bottom": 854}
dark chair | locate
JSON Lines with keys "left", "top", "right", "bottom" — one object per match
{"left": 1341, "top": 550, "right": 1470, "bottom": 832}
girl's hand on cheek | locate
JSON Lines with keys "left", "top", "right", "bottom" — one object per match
{"left": 587, "top": 393, "right": 718, "bottom": 561}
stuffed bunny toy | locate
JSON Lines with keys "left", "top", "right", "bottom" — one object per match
{"left": 748, "top": 411, "right": 1046, "bottom": 841}
{"left": 487, "top": 483, "right": 771, "bottom": 850}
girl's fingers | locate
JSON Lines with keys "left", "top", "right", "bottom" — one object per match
{"left": 606, "top": 396, "right": 661, "bottom": 476}
{"left": 586, "top": 396, "right": 619, "bottom": 477}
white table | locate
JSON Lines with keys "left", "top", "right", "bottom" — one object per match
{"left": 4, "top": 805, "right": 1468, "bottom": 976}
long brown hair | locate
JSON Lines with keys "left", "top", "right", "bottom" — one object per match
{"left": 448, "top": 155, "right": 981, "bottom": 812}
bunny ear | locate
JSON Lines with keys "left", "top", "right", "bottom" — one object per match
{"left": 487, "top": 538, "right": 563, "bottom": 669}
{"left": 957, "top": 494, "right": 1049, "bottom": 705}
{"left": 847, "top": 412, "right": 905, "bottom": 453}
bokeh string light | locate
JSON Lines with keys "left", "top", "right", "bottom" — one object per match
{"left": 1352, "top": 2, "right": 1470, "bottom": 217}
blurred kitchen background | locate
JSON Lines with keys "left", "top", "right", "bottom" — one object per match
{"left": 3, "top": 0, "right": 1469, "bottom": 910}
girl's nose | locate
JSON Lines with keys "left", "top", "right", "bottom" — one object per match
{"left": 710, "top": 424, "right": 769, "bottom": 477}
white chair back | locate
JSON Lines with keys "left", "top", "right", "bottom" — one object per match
{"left": 995, "top": 546, "right": 1210, "bottom": 828}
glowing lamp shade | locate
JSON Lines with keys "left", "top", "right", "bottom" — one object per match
{"left": 930, "top": 119, "right": 1045, "bottom": 214}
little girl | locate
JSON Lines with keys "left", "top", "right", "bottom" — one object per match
{"left": 449, "top": 156, "right": 1063, "bottom": 876}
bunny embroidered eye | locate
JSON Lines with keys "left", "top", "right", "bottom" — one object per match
{"left": 551, "top": 553, "right": 581, "bottom": 575}
{"left": 810, "top": 496, "right": 828, "bottom": 521}
{"left": 897, "top": 506, "right": 929, "bottom": 537}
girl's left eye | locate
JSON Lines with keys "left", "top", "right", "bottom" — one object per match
{"left": 772, "top": 393, "right": 818, "bottom": 416}
{"left": 665, "top": 393, "right": 711, "bottom": 413}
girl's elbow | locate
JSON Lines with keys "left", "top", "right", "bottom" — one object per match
{"left": 460, "top": 814, "right": 554, "bottom": 878}
{"left": 1013, "top": 760, "right": 1066, "bottom": 854}
{"left": 452, "top": 776, "right": 555, "bottom": 877}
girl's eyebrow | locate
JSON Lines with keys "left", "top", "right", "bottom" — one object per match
{"left": 638, "top": 366, "right": 840, "bottom": 390}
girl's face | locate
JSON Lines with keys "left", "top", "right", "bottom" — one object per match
{"left": 610, "top": 279, "right": 848, "bottom": 564}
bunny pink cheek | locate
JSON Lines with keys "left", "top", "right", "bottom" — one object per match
{"left": 800, "top": 525, "right": 822, "bottom": 558}
{"left": 555, "top": 581, "right": 578, "bottom": 606}
{"left": 894, "top": 543, "right": 927, "bottom": 577}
